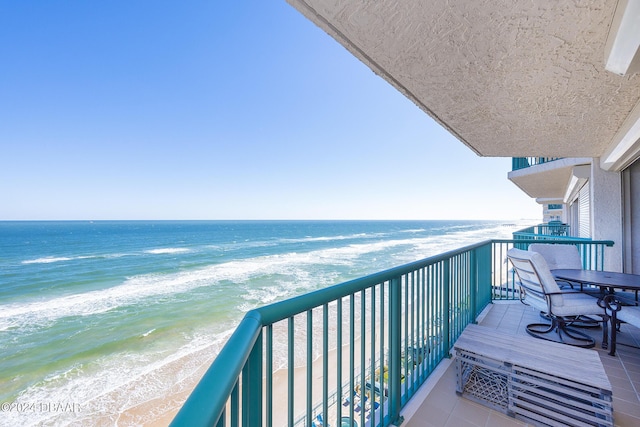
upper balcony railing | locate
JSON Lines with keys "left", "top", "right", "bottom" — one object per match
{"left": 170, "top": 238, "right": 613, "bottom": 427}
{"left": 513, "top": 222, "right": 574, "bottom": 240}
{"left": 512, "top": 157, "right": 564, "bottom": 171}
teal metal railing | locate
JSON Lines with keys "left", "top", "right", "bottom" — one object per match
{"left": 512, "top": 157, "right": 563, "bottom": 171}
{"left": 513, "top": 223, "right": 573, "bottom": 239}
{"left": 490, "top": 239, "right": 614, "bottom": 301}
{"left": 170, "top": 238, "right": 613, "bottom": 427}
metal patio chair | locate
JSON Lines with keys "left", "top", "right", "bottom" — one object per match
{"left": 529, "top": 243, "right": 601, "bottom": 328}
{"left": 507, "top": 248, "right": 608, "bottom": 348}
{"left": 529, "top": 243, "right": 582, "bottom": 287}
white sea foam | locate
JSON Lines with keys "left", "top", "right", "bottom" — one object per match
{"left": 144, "top": 247, "right": 191, "bottom": 255}
{"left": 1, "top": 329, "right": 234, "bottom": 427}
{"left": 21, "top": 253, "right": 132, "bottom": 265}
{"left": 1, "top": 249, "right": 341, "bottom": 330}
{"left": 278, "top": 232, "right": 384, "bottom": 244}
{"left": 0, "top": 229, "right": 528, "bottom": 330}
{"left": 21, "top": 256, "right": 96, "bottom": 265}
{"left": 2, "top": 221, "right": 532, "bottom": 332}
{"left": 400, "top": 228, "right": 427, "bottom": 233}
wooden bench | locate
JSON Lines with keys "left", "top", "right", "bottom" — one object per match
{"left": 454, "top": 324, "right": 613, "bottom": 427}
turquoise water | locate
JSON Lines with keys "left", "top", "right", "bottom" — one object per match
{"left": 0, "top": 220, "right": 526, "bottom": 425}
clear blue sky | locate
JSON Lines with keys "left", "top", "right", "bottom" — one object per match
{"left": 0, "top": 1, "right": 540, "bottom": 221}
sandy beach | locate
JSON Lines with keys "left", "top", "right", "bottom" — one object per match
{"left": 116, "top": 285, "right": 413, "bottom": 427}
{"left": 112, "top": 311, "right": 381, "bottom": 427}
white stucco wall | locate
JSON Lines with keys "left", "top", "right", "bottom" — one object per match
{"left": 591, "top": 161, "right": 623, "bottom": 271}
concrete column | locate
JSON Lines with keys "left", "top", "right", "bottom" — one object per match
{"left": 591, "top": 160, "right": 623, "bottom": 271}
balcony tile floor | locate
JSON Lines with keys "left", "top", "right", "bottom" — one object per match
{"left": 402, "top": 301, "right": 640, "bottom": 427}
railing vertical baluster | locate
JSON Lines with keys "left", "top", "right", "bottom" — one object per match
{"left": 349, "top": 294, "right": 355, "bottom": 423}
{"left": 480, "top": 243, "right": 492, "bottom": 308}
{"left": 460, "top": 255, "right": 465, "bottom": 330}
{"left": 412, "top": 270, "right": 421, "bottom": 395}
{"left": 457, "top": 257, "right": 461, "bottom": 325}
{"left": 443, "top": 259, "right": 450, "bottom": 354}
{"left": 266, "top": 325, "right": 273, "bottom": 427}
{"left": 370, "top": 284, "right": 376, "bottom": 424}
{"left": 453, "top": 257, "right": 458, "bottom": 336}
{"left": 432, "top": 263, "right": 438, "bottom": 360}
{"left": 453, "top": 256, "right": 458, "bottom": 334}
{"left": 288, "top": 317, "right": 294, "bottom": 427}
{"left": 508, "top": 241, "right": 514, "bottom": 298}
{"left": 415, "top": 269, "right": 421, "bottom": 385}
{"left": 465, "top": 253, "right": 470, "bottom": 323}
{"left": 230, "top": 383, "right": 238, "bottom": 427}
{"left": 498, "top": 241, "right": 504, "bottom": 299}
{"left": 360, "top": 289, "right": 366, "bottom": 427}
{"left": 457, "top": 255, "right": 462, "bottom": 332}
{"left": 420, "top": 267, "right": 426, "bottom": 381}
{"left": 380, "top": 281, "right": 386, "bottom": 423}
{"left": 430, "top": 263, "right": 435, "bottom": 367}
{"left": 323, "top": 304, "right": 328, "bottom": 425}
{"left": 337, "top": 298, "right": 342, "bottom": 423}
{"left": 501, "top": 241, "right": 506, "bottom": 299}
{"left": 389, "top": 276, "right": 402, "bottom": 424}
{"left": 470, "top": 249, "right": 477, "bottom": 323}
{"left": 460, "top": 255, "right": 464, "bottom": 331}
{"left": 242, "top": 331, "right": 262, "bottom": 427}
{"left": 404, "top": 273, "right": 409, "bottom": 396}
{"left": 306, "top": 310, "right": 313, "bottom": 427}
{"left": 456, "top": 253, "right": 472, "bottom": 324}
{"left": 587, "top": 243, "right": 590, "bottom": 268}
{"left": 217, "top": 407, "right": 226, "bottom": 427}
{"left": 463, "top": 253, "right": 468, "bottom": 325}
{"left": 464, "top": 254, "right": 469, "bottom": 324}
{"left": 439, "top": 261, "right": 444, "bottom": 357}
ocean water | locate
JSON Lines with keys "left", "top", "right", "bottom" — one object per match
{"left": 0, "top": 220, "right": 529, "bottom": 426}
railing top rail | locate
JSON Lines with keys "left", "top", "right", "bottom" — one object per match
{"left": 511, "top": 233, "right": 593, "bottom": 241}
{"left": 492, "top": 239, "right": 614, "bottom": 246}
{"left": 170, "top": 312, "right": 263, "bottom": 426}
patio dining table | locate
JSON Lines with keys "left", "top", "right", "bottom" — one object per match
{"left": 552, "top": 269, "right": 640, "bottom": 356}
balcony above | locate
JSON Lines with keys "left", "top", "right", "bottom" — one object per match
{"left": 512, "top": 157, "right": 564, "bottom": 171}
{"left": 507, "top": 157, "right": 591, "bottom": 200}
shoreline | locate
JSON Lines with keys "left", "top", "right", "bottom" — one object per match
{"left": 135, "top": 317, "right": 377, "bottom": 427}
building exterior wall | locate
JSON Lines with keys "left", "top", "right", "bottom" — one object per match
{"left": 591, "top": 161, "right": 623, "bottom": 271}
{"left": 623, "top": 159, "right": 640, "bottom": 274}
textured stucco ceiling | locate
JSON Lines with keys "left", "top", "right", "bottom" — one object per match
{"left": 287, "top": 0, "right": 640, "bottom": 158}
